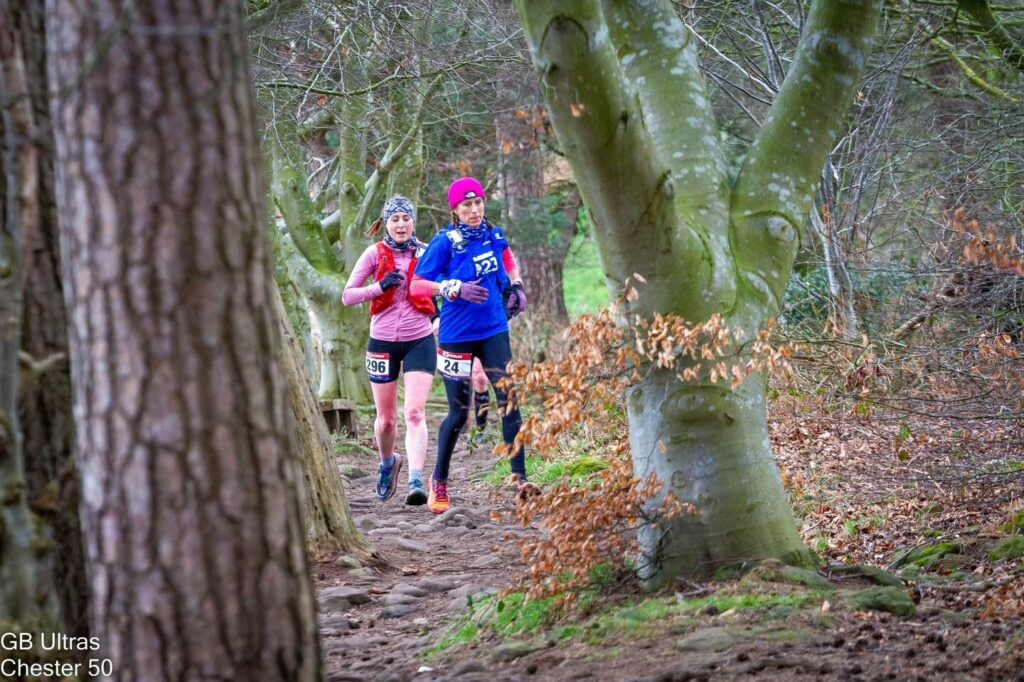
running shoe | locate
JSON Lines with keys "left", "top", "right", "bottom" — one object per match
{"left": 427, "top": 476, "right": 451, "bottom": 515}
{"left": 406, "top": 478, "right": 428, "bottom": 506}
{"left": 375, "top": 454, "right": 403, "bottom": 501}
{"left": 512, "top": 474, "right": 541, "bottom": 501}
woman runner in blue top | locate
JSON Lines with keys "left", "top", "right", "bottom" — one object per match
{"left": 409, "top": 177, "right": 533, "bottom": 513}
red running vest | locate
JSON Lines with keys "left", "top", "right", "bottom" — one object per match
{"left": 370, "top": 242, "right": 437, "bottom": 318}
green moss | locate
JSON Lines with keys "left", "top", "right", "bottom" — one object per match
{"left": 676, "top": 592, "right": 819, "bottom": 614}
{"left": 739, "top": 561, "right": 834, "bottom": 591}
{"left": 989, "top": 537, "right": 1024, "bottom": 561}
{"left": 850, "top": 586, "right": 915, "bottom": 617}
{"left": 827, "top": 564, "right": 903, "bottom": 588}
{"left": 890, "top": 542, "right": 962, "bottom": 570}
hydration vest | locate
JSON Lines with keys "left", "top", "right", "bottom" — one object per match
{"left": 369, "top": 242, "right": 436, "bottom": 318}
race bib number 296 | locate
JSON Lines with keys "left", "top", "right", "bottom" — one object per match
{"left": 438, "top": 350, "right": 472, "bottom": 379}
{"left": 365, "top": 352, "right": 390, "bottom": 379}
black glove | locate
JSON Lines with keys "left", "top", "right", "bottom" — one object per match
{"left": 503, "top": 282, "right": 527, "bottom": 318}
{"left": 380, "top": 270, "right": 404, "bottom": 292}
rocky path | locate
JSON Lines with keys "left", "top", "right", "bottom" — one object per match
{"left": 313, "top": 417, "right": 1024, "bottom": 682}
{"left": 316, "top": 425, "right": 536, "bottom": 682}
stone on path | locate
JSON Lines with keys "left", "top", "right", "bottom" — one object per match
{"left": 355, "top": 516, "right": 379, "bottom": 531}
{"left": 334, "top": 554, "right": 361, "bottom": 569}
{"left": 451, "top": 658, "right": 486, "bottom": 676}
{"left": 415, "top": 576, "right": 462, "bottom": 594}
{"left": 381, "top": 603, "right": 419, "bottom": 619}
{"left": 492, "top": 640, "right": 543, "bottom": 662}
{"left": 470, "top": 554, "right": 502, "bottom": 568}
{"left": 382, "top": 592, "right": 420, "bottom": 606}
{"left": 320, "top": 586, "right": 371, "bottom": 611}
{"left": 368, "top": 527, "right": 402, "bottom": 537}
{"left": 396, "top": 537, "right": 430, "bottom": 553}
{"left": 392, "top": 582, "right": 430, "bottom": 598}
{"left": 675, "top": 627, "right": 741, "bottom": 652}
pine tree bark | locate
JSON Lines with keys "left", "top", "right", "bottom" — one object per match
{"left": 0, "top": 0, "right": 62, "bottom": 637}
{"left": 47, "top": 1, "right": 319, "bottom": 678}
{"left": 13, "top": 0, "right": 89, "bottom": 637}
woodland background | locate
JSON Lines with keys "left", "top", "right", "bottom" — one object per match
{"left": 2, "top": 0, "right": 1024, "bottom": 680}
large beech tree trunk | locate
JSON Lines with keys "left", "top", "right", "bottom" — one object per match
{"left": 517, "top": 0, "right": 881, "bottom": 585}
{"left": 48, "top": 2, "right": 319, "bottom": 678}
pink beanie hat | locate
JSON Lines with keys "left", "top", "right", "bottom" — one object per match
{"left": 447, "top": 177, "right": 486, "bottom": 210}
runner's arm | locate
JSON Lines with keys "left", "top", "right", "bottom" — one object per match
{"left": 341, "top": 246, "right": 384, "bottom": 305}
{"left": 503, "top": 248, "right": 522, "bottom": 285}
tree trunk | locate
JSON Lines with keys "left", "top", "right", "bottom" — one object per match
{"left": 272, "top": 137, "right": 372, "bottom": 403}
{"left": 47, "top": 2, "right": 319, "bottom": 678}
{"left": 313, "top": 300, "right": 372, "bottom": 401}
{"left": 809, "top": 171, "right": 860, "bottom": 340}
{"left": 517, "top": 0, "right": 880, "bottom": 585}
{"left": 518, "top": 189, "right": 581, "bottom": 324}
{"left": 628, "top": 371, "right": 808, "bottom": 578}
{"left": 0, "top": 0, "right": 62, "bottom": 636}
{"left": 13, "top": 0, "right": 89, "bottom": 637}
{"left": 276, "top": 287, "right": 370, "bottom": 557}
{"left": 494, "top": 63, "right": 578, "bottom": 324}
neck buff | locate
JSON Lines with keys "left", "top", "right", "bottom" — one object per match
{"left": 384, "top": 232, "right": 417, "bottom": 251}
{"left": 456, "top": 217, "right": 491, "bottom": 242}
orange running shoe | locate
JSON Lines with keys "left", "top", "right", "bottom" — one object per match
{"left": 427, "top": 476, "right": 451, "bottom": 515}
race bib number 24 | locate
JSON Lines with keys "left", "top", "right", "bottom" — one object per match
{"left": 438, "top": 350, "right": 472, "bottom": 379}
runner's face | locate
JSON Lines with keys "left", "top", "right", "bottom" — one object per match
{"left": 455, "top": 197, "right": 485, "bottom": 227}
{"left": 386, "top": 212, "right": 415, "bottom": 243}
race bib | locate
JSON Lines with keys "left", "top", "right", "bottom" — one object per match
{"left": 365, "top": 352, "right": 391, "bottom": 380}
{"left": 473, "top": 250, "right": 499, "bottom": 277}
{"left": 437, "top": 350, "right": 472, "bottom": 379}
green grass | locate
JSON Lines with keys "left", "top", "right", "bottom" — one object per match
{"left": 491, "top": 593, "right": 560, "bottom": 636}
{"left": 989, "top": 536, "right": 1024, "bottom": 561}
{"left": 477, "top": 452, "right": 608, "bottom": 488}
{"left": 423, "top": 623, "right": 479, "bottom": 657}
{"left": 425, "top": 587, "right": 825, "bottom": 659}
{"left": 562, "top": 232, "right": 610, "bottom": 317}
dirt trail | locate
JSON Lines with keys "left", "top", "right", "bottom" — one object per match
{"left": 315, "top": 415, "right": 1024, "bottom": 682}
{"left": 317, "top": 417, "right": 538, "bottom": 682}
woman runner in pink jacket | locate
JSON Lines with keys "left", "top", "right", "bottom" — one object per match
{"left": 342, "top": 196, "right": 436, "bottom": 505}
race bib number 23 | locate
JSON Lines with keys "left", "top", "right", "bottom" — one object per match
{"left": 438, "top": 350, "right": 472, "bottom": 379}
{"left": 473, "top": 251, "right": 498, "bottom": 277}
